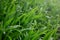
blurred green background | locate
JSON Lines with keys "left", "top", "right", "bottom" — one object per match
{"left": 0, "top": 0, "right": 60, "bottom": 40}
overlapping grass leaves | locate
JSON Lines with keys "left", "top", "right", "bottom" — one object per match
{"left": 0, "top": 0, "right": 60, "bottom": 40}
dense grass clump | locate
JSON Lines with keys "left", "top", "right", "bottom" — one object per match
{"left": 0, "top": 0, "right": 60, "bottom": 40}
